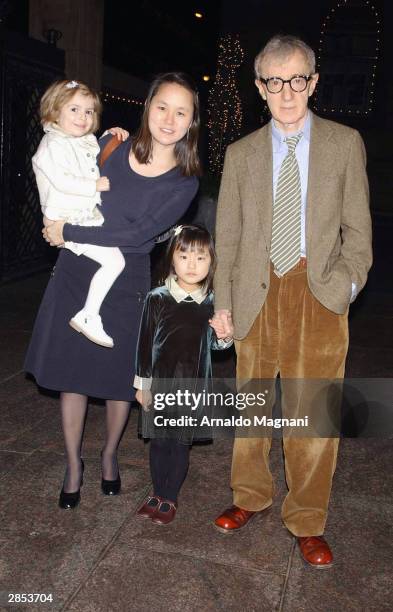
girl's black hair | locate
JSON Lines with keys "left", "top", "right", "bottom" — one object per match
{"left": 162, "top": 224, "right": 216, "bottom": 293}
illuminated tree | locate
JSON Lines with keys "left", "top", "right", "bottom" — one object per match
{"left": 207, "top": 33, "right": 244, "bottom": 174}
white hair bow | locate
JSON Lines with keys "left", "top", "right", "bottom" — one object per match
{"left": 65, "top": 80, "right": 79, "bottom": 89}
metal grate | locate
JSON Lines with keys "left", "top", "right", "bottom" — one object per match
{"left": 0, "top": 34, "right": 64, "bottom": 282}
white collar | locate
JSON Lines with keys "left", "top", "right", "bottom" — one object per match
{"left": 165, "top": 276, "right": 207, "bottom": 304}
{"left": 43, "top": 122, "right": 99, "bottom": 149}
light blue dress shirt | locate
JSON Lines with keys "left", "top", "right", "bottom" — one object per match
{"left": 271, "top": 111, "right": 311, "bottom": 258}
{"left": 270, "top": 111, "right": 357, "bottom": 300}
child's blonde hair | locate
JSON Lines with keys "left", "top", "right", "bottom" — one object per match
{"left": 39, "top": 79, "right": 102, "bottom": 133}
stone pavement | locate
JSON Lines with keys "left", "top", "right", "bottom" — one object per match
{"left": 0, "top": 214, "right": 392, "bottom": 611}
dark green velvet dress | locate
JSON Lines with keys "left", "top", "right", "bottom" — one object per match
{"left": 135, "top": 283, "right": 230, "bottom": 442}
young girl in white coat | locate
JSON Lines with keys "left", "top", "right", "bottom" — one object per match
{"left": 33, "top": 79, "right": 126, "bottom": 348}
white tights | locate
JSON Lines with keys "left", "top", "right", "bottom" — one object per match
{"left": 81, "top": 245, "right": 125, "bottom": 316}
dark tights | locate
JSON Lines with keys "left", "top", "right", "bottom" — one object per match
{"left": 60, "top": 392, "right": 130, "bottom": 492}
{"left": 149, "top": 438, "right": 190, "bottom": 503}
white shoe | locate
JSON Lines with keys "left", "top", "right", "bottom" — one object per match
{"left": 69, "top": 310, "right": 114, "bottom": 348}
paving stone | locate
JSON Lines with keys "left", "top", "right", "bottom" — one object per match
{"left": 282, "top": 494, "right": 393, "bottom": 612}
{"left": 67, "top": 545, "right": 285, "bottom": 612}
{"left": 0, "top": 451, "right": 148, "bottom": 611}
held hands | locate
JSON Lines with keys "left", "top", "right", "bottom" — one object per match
{"left": 42, "top": 220, "right": 66, "bottom": 246}
{"left": 135, "top": 389, "right": 153, "bottom": 412}
{"left": 209, "top": 309, "right": 234, "bottom": 340}
{"left": 96, "top": 176, "right": 110, "bottom": 192}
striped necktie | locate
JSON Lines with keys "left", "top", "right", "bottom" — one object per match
{"left": 270, "top": 133, "right": 303, "bottom": 276}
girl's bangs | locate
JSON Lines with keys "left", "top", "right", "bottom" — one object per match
{"left": 175, "top": 229, "right": 211, "bottom": 252}
{"left": 176, "top": 239, "right": 209, "bottom": 252}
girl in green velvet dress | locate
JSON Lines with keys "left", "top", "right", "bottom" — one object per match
{"left": 134, "top": 225, "right": 234, "bottom": 525}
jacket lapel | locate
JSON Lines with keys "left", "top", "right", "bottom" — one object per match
{"left": 306, "top": 113, "right": 336, "bottom": 254}
{"left": 246, "top": 124, "right": 273, "bottom": 249}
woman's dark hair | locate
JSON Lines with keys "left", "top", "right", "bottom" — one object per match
{"left": 162, "top": 225, "right": 216, "bottom": 293}
{"left": 132, "top": 72, "right": 201, "bottom": 177}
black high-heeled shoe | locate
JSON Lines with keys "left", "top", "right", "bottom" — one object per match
{"left": 101, "top": 473, "right": 121, "bottom": 496}
{"left": 101, "top": 451, "right": 121, "bottom": 495}
{"left": 58, "top": 459, "right": 84, "bottom": 510}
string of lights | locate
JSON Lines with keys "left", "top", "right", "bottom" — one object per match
{"left": 207, "top": 33, "right": 244, "bottom": 174}
{"left": 101, "top": 91, "right": 144, "bottom": 107}
{"left": 314, "top": 0, "right": 380, "bottom": 116}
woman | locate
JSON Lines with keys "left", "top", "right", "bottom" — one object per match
{"left": 25, "top": 72, "right": 201, "bottom": 509}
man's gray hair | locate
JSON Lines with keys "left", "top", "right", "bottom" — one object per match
{"left": 254, "top": 35, "right": 316, "bottom": 78}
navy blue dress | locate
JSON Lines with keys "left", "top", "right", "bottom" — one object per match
{"left": 25, "top": 138, "right": 198, "bottom": 400}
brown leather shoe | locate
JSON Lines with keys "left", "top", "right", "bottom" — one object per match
{"left": 298, "top": 536, "right": 334, "bottom": 569}
{"left": 151, "top": 499, "right": 177, "bottom": 525}
{"left": 214, "top": 505, "right": 260, "bottom": 534}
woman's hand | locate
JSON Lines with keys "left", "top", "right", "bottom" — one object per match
{"left": 42, "top": 220, "right": 66, "bottom": 246}
{"left": 96, "top": 176, "right": 111, "bottom": 192}
{"left": 135, "top": 389, "right": 152, "bottom": 412}
{"left": 105, "top": 127, "right": 129, "bottom": 141}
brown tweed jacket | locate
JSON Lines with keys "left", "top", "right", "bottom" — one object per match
{"left": 214, "top": 112, "right": 372, "bottom": 339}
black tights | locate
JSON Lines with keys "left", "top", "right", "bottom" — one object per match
{"left": 149, "top": 438, "right": 190, "bottom": 503}
{"left": 60, "top": 392, "right": 130, "bottom": 492}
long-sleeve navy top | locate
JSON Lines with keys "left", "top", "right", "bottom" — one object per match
{"left": 62, "top": 136, "right": 199, "bottom": 253}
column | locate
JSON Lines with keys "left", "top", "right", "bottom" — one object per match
{"left": 29, "top": 0, "right": 104, "bottom": 90}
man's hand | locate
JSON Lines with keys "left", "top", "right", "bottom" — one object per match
{"left": 96, "top": 176, "right": 110, "bottom": 192}
{"left": 209, "top": 309, "right": 234, "bottom": 340}
{"left": 135, "top": 389, "right": 153, "bottom": 412}
{"left": 42, "top": 220, "right": 65, "bottom": 246}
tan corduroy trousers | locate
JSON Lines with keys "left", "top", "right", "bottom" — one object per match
{"left": 232, "top": 260, "right": 349, "bottom": 536}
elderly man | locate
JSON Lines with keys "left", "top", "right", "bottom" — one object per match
{"left": 213, "top": 35, "right": 372, "bottom": 568}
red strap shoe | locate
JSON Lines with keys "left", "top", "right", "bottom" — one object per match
{"left": 151, "top": 499, "right": 177, "bottom": 525}
{"left": 136, "top": 496, "right": 161, "bottom": 519}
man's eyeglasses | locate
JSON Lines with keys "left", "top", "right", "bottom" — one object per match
{"left": 259, "top": 75, "right": 314, "bottom": 94}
